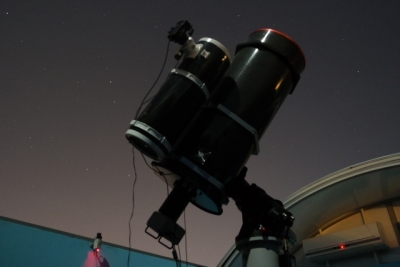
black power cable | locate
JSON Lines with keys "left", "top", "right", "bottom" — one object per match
{"left": 127, "top": 148, "right": 138, "bottom": 267}
{"left": 172, "top": 246, "right": 181, "bottom": 267}
{"left": 134, "top": 40, "right": 171, "bottom": 120}
{"left": 127, "top": 39, "right": 172, "bottom": 267}
{"left": 183, "top": 210, "right": 189, "bottom": 267}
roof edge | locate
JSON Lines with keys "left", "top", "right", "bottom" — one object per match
{"left": 284, "top": 153, "right": 400, "bottom": 209}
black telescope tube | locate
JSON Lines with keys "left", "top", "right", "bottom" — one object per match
{"left": 168, "top": 29, "right": 306, "bottom": 214}
{"left": 158, "top": 183, "right": 191, "bottom": 222}
{"left": 126, "top": 38, "right": 231, "bottom": 161}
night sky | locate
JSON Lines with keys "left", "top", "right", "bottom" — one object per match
{"left": 1, "top": 1, "right": 400, "bottom": 266}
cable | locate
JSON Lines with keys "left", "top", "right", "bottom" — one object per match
{"left": 134, "top": 40, "right": 171, "bottom": 120}
{"left": 183, "top": 210, "right": 189, "bottom": 267}
{"left": 142, "top": 95, "right": 154, "bottom": 105}
{"left": 161, "top": 171, "right": 170, "bottom": 195}
{"left": 140, "top": 152, "right": 158, "bottom": 172}
{"left": 172, "top": 246, "right": 181, "bottom": 267}
{"left": 142, "top": 49, "right": 182, "bottom": 106}
{"left": 177, "top": 244, "right": 182, "bottom": 266}
{"left": 127, "top": 148, "right": 138, "bottom": 267}
{"left": 126, "top": 39, "right": 172, "bottom": 267}
{"left": 141, "top": 152, "right": 173, "bottom": 177}
{"left": 159, "top": 158, "right": 181, "bottom": 267}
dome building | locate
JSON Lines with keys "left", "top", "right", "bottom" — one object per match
{"left": 218, "top": 153, "right": 400, "bottom": 267}
{"left": 285, "top": 153, "right": 400, "bottom": 266}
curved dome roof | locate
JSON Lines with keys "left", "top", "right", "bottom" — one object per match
{"left": 284, "top": 153, "right": 400, "bottom": 245}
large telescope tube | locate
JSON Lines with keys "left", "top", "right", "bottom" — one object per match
{"left": 158, "top": 29, "right": 306, "bottom": 215}
{"left": 126, "top": 37, "right": 231, "bottom": 161}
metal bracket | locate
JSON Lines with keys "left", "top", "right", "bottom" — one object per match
{"left": 145, "top": 226, "right": 174, "bottom": 249}
{"left": 216, "top": 104, "right": 260, "bottom": 155}
{"left": 180, "top": 157, "right": 229, "bottom": 205}
{"left": 171, "top": 68, "right": 210, "bottom": 98}
{"left": 180, "top": 157, "right": 223, "bottom": 189}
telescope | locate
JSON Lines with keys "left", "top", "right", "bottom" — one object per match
{"left": 126, "top": 20, "right": 305, "bottom": 267}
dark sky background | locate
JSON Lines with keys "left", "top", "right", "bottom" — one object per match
{"left": 1, "top": 1, "right": 400, "bottom": 266}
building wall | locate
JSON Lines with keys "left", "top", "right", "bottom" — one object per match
{"left": 294, "top": 199, "right": 400, "bottom": 267}
{"left": 0, "top": 216, "right": 203, "bottom": 267}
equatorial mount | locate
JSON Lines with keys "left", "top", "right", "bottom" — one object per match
{"left": 126, "top": 20, "right": 305, "bottom": 267}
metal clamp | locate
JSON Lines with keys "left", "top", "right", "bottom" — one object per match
{"left": 180, "top": 157, "right": 229, "bottom": 205}
{"left": 126, "top": 120, "right": 172, "bottom": 160}
{"left": 171, "top": 68, "right": 210, "bottom": 98}
{"left": 216, "top": 104, "right": 260, "bottom": 155}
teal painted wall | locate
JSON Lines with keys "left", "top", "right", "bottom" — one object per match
{"left": 0, "top": 216, "right": 202, "bottom": 267}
